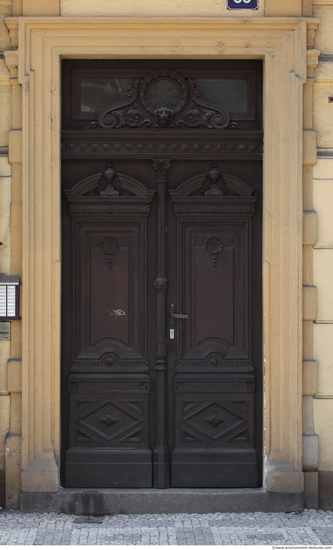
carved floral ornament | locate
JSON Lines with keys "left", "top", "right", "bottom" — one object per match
{"left": 100, "top": 236, "right": 119, "bottom": 269}
{"left": 87, "top": 70, "right": 239, "bottom": 131}
{"left": 205, "top": 236, "right": 224, "bottom": 267}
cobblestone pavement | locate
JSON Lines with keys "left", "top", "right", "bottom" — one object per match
{"left": 1, "top": 509, "right": 333, "bottom": 545}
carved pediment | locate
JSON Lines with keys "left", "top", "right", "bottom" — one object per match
{"left": 64, "top": 163, "right": 154, "bottom": 216}
{"left": 87, "top": 70, "right": 239, "bottom": 131}
{"left": 169, "top": 164, "right": 257, "bottom": 214}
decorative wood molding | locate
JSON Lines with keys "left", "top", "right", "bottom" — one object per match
{"left": 69, "top": 362, "right": 149, "bottom": 373}
{"left": 61, "top": 130, "right": 264, "bottom": 160}
{"left": 175, "top": 361, "right": 254, "bottom": 373}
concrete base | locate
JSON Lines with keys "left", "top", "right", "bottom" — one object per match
{"left": 20, "top": 488, "right": 304, "bottom": 515}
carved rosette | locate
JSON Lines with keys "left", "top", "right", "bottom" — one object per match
{"left": 87, "top": 70, "right": 234, "bottom": 131}
{"left": 99, "top": 413, "right": 119, "bottom": 426}
{"left": 205, "top": 413, "right": 225, "bottom": 428}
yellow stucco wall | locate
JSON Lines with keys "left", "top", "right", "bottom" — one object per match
{"left": 60, "top": 0, "right": 265, "bottom": 16}
{"left": 0, "top": 0, "right": 12, "bottom": 507}
{"left": 0, "top": 0, "right": 332, "bottom": 510}
{"left": 312, "top": 0, "right": 333, "bottom": 495}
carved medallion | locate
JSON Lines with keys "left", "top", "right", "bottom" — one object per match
{"left": 140, "top": 70, "right": 188, "bottom": 128}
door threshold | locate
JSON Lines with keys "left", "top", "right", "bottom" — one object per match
{"left": 20, "top": 487, "right": 304, "bottom": 514}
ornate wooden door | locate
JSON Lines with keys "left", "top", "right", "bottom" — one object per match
{"left": 61, "top": 60, "right": 263, "bottom": 488}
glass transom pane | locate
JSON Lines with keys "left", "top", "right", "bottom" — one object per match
{"left": 80, "top": 78, "right": 134, "bottom": 113}
{"left": 194, "top": 79, "right": 248, "bottom": 112}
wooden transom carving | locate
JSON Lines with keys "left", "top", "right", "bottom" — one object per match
{"left": 87, "top": 69, "right": 237, "bottom": 130}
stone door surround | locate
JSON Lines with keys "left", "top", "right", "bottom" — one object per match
{"left": 5, "top": 15, "right": 316, "bottom": 495}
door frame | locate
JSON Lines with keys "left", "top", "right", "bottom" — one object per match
{"left": 12, "top": 15, "right": 312, "bottom": 495}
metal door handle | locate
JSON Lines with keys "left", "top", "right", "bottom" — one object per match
{"left": 171, "top": 314, "right": 188, "bottom": 319}
{"left": 170, "top": 304, "right": 188, "bottom": 326}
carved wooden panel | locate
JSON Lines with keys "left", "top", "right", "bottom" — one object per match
{"left": 170, "top": 168, "right": 256, "bottom": 373}
{"left": 182, "top": 224, "right": 247, "bottom": 359}
{"left": 172, "top": 377, "right": 257, "bottom": 488}
{"left": 69, "top": 385, "right": 149, "bottom": 448}
{"left": 66, "top": 376, "right": 151, "bottom": 487}
{"left": 65, "top": 166, "right": 154, "bottom": 371}
{"left": 177, "top": 394, "right": 252, "bottom": 445}
{"left": 77, "top": 223, "right": 144, "bottom": 359}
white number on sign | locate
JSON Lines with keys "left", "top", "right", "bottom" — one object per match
{"left": 234, "top": 0, "right": 252, "bottom": 3}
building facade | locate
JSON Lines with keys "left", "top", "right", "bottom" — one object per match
{"left": 0, "top": 0, "right": 332, "bottom": 512}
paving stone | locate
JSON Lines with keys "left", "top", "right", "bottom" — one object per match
{"left": 0, "top": 509, "right": 333, "bottom": 544}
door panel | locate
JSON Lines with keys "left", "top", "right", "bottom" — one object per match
{"left": 77, "top": 224, "right": 145, "bottom": 358}
{"left": 61, "top": 60, "right": 263, "bottom": 489}
{"left": 173, "top": 391, "right": 255, "bottom": 487}
{"left": 64, "top": 171, "right": 153, "bottom": 487}
{"left": 180, "top": 223, "right": 249, "bottom": 359}
{"left": 169, "top": 168, "right": 257, "bottom": 487}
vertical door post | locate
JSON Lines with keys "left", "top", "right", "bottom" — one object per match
{"left": 152, "top": 159, "right": 171, "bottom": 488}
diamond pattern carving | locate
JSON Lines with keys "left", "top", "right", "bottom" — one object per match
{"left": 78, "top": 400, "right": 140, "bottom": 441}
{"left": 183, "top": 400, "right": 245, "bottom": 440}
{"left": 119, "top": 427, "right": 143, "bottom": 442}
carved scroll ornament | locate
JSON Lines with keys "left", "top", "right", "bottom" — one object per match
{"left": 87, "top": 70, "right": 236, "bottom": 131}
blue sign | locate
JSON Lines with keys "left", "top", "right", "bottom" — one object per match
{"left": 227, "top": 0, "right": 258, "bottom": 9}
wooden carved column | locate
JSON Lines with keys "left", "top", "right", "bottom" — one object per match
{"left": 152, "top": 158, "right": 171, "bottom": 488}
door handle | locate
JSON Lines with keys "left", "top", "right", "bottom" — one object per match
{"left": 170, "top": 304, "right": 188, "bottom": 326}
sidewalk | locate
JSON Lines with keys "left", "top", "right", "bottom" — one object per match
{"left": 1, "top": 509, "right": 333, "bottom": 545}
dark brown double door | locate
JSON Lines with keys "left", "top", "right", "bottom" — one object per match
{"left": 61, "top": 60, "right": 263, "bottom": 489}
